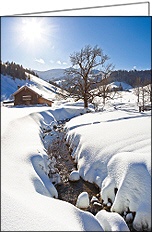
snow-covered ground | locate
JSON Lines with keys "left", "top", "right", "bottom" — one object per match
{"left": 65, "top": 107, "right": 151, "bottom": 231}
{"left": 2, "top": 104, "right": 104, "bottom": 231}
{"left": 1, "top": 74, "right": 151, "bottom": 231}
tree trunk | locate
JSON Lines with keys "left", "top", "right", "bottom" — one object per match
{"left": 103, "top": 97, "right": 105, "bottom": 105}
{"left": 84, "top": 97, "right": 88, "bottom": 108}
{"left": 142, "top": 88, "right": 145, "bottom": 112}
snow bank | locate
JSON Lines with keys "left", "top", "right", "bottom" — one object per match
{"left": 31, "top": 154, "right": 58, "bottom": 198}
{"left": 50, "top": 105, "right": 91, "bottom": 122}
{"left": 1, "top": 105, "right": 104, "bottom": 231}
{"left": 65, "top": 109, "right": 151, "bottom": 230}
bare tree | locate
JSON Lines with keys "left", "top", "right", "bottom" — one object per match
{"left": 144, "top": 83, "right": 152, "bottom": 103}
{"left": 133, "top": 77, "right": 151, "bottom": 111}
{"left": 134, "top": 76, "right": 142, "bottom": 104}
{"left": 96, "top": 63, "right": 115, "bottom": 105}
{"left": 63, "top": 45, "right": 114, "bottom": 108}
{"left": 139, "top": 84, "right": 152, "bottom": 111}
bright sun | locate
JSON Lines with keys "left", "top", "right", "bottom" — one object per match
{"left": 22, "top": 18, "right": 45, "bottom": 44}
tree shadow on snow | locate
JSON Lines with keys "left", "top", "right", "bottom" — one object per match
{"left": 106, "top": 113, "right": 149, "bottom": 123}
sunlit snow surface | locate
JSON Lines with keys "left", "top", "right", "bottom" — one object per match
{"left": 65, "top": 108, "right": 151, "bottom": 231}
{"left": 1, "top": 105, "right": 103, "bottom": 231}
{"left": 1, "top": 74, "right": 151, "bottom": 231}
{"left": 96, "top": 209, "right": 130, "bottom": 231}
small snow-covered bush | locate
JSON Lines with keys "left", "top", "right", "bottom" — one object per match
{"left": 76, "top": 192, "right": 90, "bottom": 209}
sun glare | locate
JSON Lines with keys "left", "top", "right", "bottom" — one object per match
{"left": 21, "top": 18, "right": 45, "bottom": 44}
{"left": 16, "top": 17, "right": 58, "bottom": 52}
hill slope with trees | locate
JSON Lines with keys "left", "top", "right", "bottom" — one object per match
{"left": 0, "top": 61, "right": 39, "bottom": 80}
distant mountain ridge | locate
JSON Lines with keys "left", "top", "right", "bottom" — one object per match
{"left": 34, "top": 69, "right": 66, "bottom": 82}
{"left": 34, "top": 68, "right": 101, "bottom": 82}
{"left": 35, "top": 68, "right": 151, "bottom": 88}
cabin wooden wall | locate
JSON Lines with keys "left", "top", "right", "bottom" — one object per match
{"left": 14, "top": 88, "right": 39, "bottom": 105}
{"left": 14, "top": 87, "right": 52, "bottom": 106}
{"left": 38, "top": 97, "right": 52, "bottom": 106}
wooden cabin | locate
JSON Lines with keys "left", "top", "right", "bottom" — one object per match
{"left": 13, "top": 85, "right": 53, "bottom": 106}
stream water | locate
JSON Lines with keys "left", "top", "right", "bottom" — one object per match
{"left": 46, "top": 122, "right": 103, "bottom": 214}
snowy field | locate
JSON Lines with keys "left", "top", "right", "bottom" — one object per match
{"left": 1, "top": 74, "right": 151, "bottom": 231}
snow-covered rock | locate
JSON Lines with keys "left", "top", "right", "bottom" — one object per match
{"left": 69, "top": 170, "right": 80, "bottom": 181}
{"left": 93, "top": 202, "right": 102, "bottom": 207}
{"left": 76, "top": 192, "right": 90, "bottom": 209}
{"left": 125, "top": 213, "right": 133, "bottom": 223}
{"left": 91, "top": 196, "right": 99, "bottom": 203}
{"left": 96, "top": 210, "right": 130, "bottom": 231}
{"left": 101, "top": 152, "right": 151, "bottom": 231}
{"left": 107, "top": 202, "right": 112, "bottom": 207}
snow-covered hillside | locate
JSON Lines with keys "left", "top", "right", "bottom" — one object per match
{"left": 1, "top": 74, "right": 32, "bottom": 101}
{"left": 35, "top": 68, "right": 66, "bottom": 82}
{"left": 1, "top": 73, "right": 67, "bottom": 102}
{"left": 108, "top": 81, "right": 133, "bottom": 90}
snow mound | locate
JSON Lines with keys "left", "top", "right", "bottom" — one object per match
{"left": 96, "top": 210, "right": 130, "bottom": 231}
{"left": 69, "top": 170, "right": 80, "bottom": 181}
{"left": 91, "top": 196, "right": 99, "bottom": 203}
{"left": 50, "top": 106, "right": 91, "bottom": 122}
{"left": 76, "top": 192, "right": 90, "bottom": 209}
{"left": 31, "top": 155, "right": 58, "bottom": 198}
{"left": 101, "top": 152, "right": 151, "bottom": 231}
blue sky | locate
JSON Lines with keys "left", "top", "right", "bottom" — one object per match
{"left": 1, "top": 16, "right": 151, "bottom": 71}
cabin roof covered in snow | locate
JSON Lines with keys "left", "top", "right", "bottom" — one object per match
{"left": 13, "top": 84, "right": 53, "bottom": 101}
